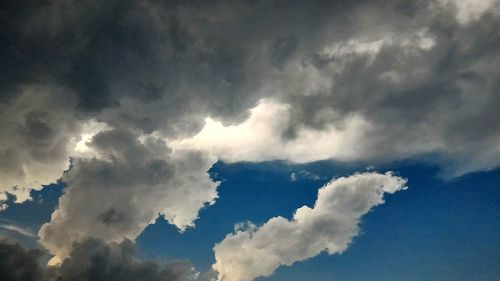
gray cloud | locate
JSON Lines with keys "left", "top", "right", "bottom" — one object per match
{"left": 168, "top": 0, "right": 500, "bottom": 177}
{"left": 49, "top": 238, "right": 198, "bottom": 281}
{"left": 0, "top": 239, "right": 46, "bottom": 281}
{"left": 275, "top": 4, "right": 500, "bottom": 176}
{"left": 0, "top": 238, "right": 205, "bottom": 281}
{"left": 39, "top": 129, "right": 218, "bottom": 262}
{"left": 1, "top": 0, "right": 497, "bottom": 204}
{"left": 0, "top": 86, "right": 80, "bottom": 206}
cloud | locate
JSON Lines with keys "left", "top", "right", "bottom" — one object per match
{"left": 436, "top": 0, "right": 500, "bottom": 25}
{"left": 0, "top": 238, "right": 208, "bottom": 281}
{"left": 0, "top": 220, "right": 36, "bottom": 238}
{"left": 290, "top": 170, "right": 322, "bottom": 182}
{"left": 0, "top": 0, "right": 497, "bottom": 198}
{"left": 0, "top": 1, "right": 499, "bottom": 279}
{"left": 39, "top": 129, "right": 219, "bottom": 262}
{"left": 170, "top": 2, "right": 500, "bottom": 177}
{"left": 48, "top": 238, "right": 199, "bottom": 281}
{"left": 169, "top": 99, "right": 371, "bottom": 163}
{"left": 0, "top": 86, "right": 80, "bottom": 206}
{"left": 0, "top": 239, "right": 46, "bottom": 281}
{"left": 213, "top": 172, "right": 407, "bottom": 281}
{"left": 1, "top": 1, "right": 499, "bottom": 204}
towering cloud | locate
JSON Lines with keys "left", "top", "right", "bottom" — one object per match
{"left": 213, "top": 172, "right": 407, "bottom": 281}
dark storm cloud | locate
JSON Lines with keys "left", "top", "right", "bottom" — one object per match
{"left": 0, "top": 0, "right": 373, "bottom": 214}
{"left": 2, "top": 0, "right": 259, "bottom": 133}
{"left": 4, "top": 0, "right": 498, "bottom": 143}
{"left": 50, "top": 238, "right": 196, "bottom": 281}
{"left": 0, "top": 238, "right": 201, "bottom": 281}
{"left": 0, "top": 239, "right": 45, "bottom": 281}
{"left": 0, "top": 0, "right": 370, "bottom": 133}
{"left": 269, "top": 35, "right": 298, "bottom": 68}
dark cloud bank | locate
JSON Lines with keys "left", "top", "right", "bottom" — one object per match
{"left": 0, "top": 238, "right": 213, "bottom": 281}
{"left": 2, "top": 0, "right": 498, "bottom": 181}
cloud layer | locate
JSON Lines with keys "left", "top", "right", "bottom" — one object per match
{"left": 213, "top": 172, "right": 407, "bottom": 281}
{"left": 2, "top": 1, "right": 500, "bottom": 202}
{"left": 170, "top": 0, "right": 500, "bottom": 177}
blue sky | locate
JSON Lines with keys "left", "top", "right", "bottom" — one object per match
{"left": 2, "top": 160, "right": 498, "bottom": 280}
{"left": 141, "top": 161, "right": 500, "bottom": 281}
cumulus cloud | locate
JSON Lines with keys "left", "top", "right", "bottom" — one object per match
{"left": 0, "top": 238, "right": 207, "bottom": 281}
{"left": 213, "top": 172, "right": 407, "bottom": 281}
{"left": 39, "top": 129, "right": 219, "bottom": 262}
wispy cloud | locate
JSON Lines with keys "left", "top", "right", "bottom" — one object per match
{"left": 0, "top": 219, "right": 37, "bottom": 238}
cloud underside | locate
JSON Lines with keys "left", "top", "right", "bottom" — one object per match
{"left": 0, "top": 238, "right": 213, "bottom": 281}
{"left": 0, "top": 0, "right": 499, "bottom": 280}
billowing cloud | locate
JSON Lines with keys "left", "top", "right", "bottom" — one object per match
{"left": 0, "top": 86, "right": 79, "bottom": 207}
{"left": 213, "top": 172, "right": 407, "bottom": 281}
{"left": 170, "top": 99, "right": 371, "bottom": 163}
{"left": 1, "top": 1, "right": 499, "bottom": 201}
{"left": 39, "top": 129, "right": 219, "bottom": 262}
{"left": 171, "top": 0, "right": 500, "bottom": 177}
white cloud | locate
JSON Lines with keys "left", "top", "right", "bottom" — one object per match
{"left": 72, "top": 119, "right": 111, "bottom": 158}
{"left": 437, "top": 0, "right": 500, "bottom": 25}
{"left": 169, "top": 99, "right": 371, "bottom": 163}
{"left": 213, "top": 172, "right": 407, "bottom": 281}
{"left": 290, "top": 170, "right": 322, "bottom": 182}
{"left": 320, "top": 28, "right": 435, "bottom": 63}
{"left": 0, "top": 219, "right": 37, "bottom": 238}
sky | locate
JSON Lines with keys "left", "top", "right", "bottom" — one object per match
{"left": 0, "top": 1, "right": 499, "bottom": 281}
